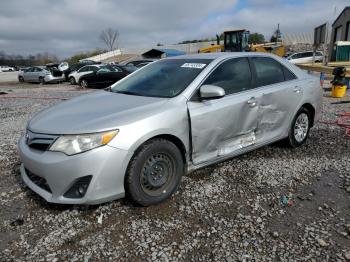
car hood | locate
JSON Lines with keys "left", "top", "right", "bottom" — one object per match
{"left": 28, "top": 91, "right": 169, "bottom": 134}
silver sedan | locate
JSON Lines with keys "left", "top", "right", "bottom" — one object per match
{"left": 18, "top": 53, "right": 322, "bottom": 206}
{"left": 18, "top": 66, "right": 65, "bottom": 84}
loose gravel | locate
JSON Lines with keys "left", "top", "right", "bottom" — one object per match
{"left": 0, "top": 82, "right": 349, "bottom": 261}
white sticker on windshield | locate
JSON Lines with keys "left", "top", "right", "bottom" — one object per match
{"left": 181, "top": 63, "right": 206, "bottom": 69}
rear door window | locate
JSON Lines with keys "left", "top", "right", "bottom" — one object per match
{"left": 251, "top": 57, "right": 285, "bottom": 87}
{"left": 90, "top": 66, "right": 99, "bottom": 72}
{"left": 282, "top": 66, "right": 297, "bottom": 81}
{"left": 78, "top": 66, "right": 88, "bottom": 73}
{"left": 292, "top": 53, "right": 301, "bottom": 59}
{"left": 202, "top": 57, "right": 253, "bottom": 95}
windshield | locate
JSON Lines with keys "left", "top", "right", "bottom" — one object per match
{"left": 97, "top": 65, "right": 118, "bottom": 73}
{"left": 110, "top": 59, "right": 212, "bottom": 98}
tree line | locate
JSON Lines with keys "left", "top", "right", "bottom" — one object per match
{"left": 0, "top": 51, "right": 59, "bottom": 67}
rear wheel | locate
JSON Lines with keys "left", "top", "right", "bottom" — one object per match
{"left": 284, "top": 107, "right": 311, "bottom": 148}
{"left": 125, "top": 139, "right": 184, "bottom": 206}
{"left": 69, "top": 77, "right": 76, "bottom": 85}
{"left": 80, "top": 79, "right": 88, "bottom": 88}
{"left": 39, "top": 77, "right": 45, "bottom": 85}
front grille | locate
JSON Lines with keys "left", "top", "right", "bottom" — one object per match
{"left": 25, "top": 131, "right": 57, "bottom": 152}
{"left": 25, "top": 168, "right": 52, "bottom": 193}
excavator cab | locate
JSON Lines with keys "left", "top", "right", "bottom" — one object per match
{"left": 223, "top": 29, "right": 250, "bottom": 52}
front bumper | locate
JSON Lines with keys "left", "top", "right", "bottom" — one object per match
{"left": 18, "top": 136, "right": 133, "bottom": 205}
{"left": 44, "top": 75, "right": 65, "bottom": 83}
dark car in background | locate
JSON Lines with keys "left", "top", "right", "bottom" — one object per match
{"left": 79, "top": 64, "right": 132, "bottom": 88}
{"left": 125, "top": 59, "right": 155, "bottom": 67}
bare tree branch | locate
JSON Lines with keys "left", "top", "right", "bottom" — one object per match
{"left": 100, "top": 28, "right": 119, "bottom": 51}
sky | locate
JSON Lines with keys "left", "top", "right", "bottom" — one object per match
{"left": 0, "top": 0, "right": 348, "bottom": 58}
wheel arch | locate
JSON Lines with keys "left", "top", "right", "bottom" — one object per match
{"left": 301, "top": 103, "right": 315, "bottom": 127}
{"left": 132, "top": 134, "right": 187, "bottom": 164}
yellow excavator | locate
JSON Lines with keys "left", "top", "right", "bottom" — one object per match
{"left": 199, "top": 29, "right": 285, "bottom": 57}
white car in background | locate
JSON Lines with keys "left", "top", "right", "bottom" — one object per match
{"left": 287, "top": 51, "right": 323, "bottom": 64}
{"left": 0, "top": 65, "right": 15, "bottom": 72}
{"left": 68, "top": 65, "right": 100, "bottom": 85}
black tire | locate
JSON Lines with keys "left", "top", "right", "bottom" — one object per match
{"left": 39, "top": 77, "right": 45, "bottom": 85}
{"left": 69, "top": 77, "right": 76, "bottom": 85}
{"left": 125, "top": 139, "right": 184, "bottom": 206}
{"left": 283, "top": 107, "right": 311, "bottom": 148}
{"left": 18, "top": 76, "right": 24, "bottom": 83}
{"left": 80, "top": 79, "right": 88, "bottom": 88}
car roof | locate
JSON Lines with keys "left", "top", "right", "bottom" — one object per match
{"left": 80, "top": 64, "right": 103, "bottom": 68}
{"left": 165, "top": 52, "right": 280, "bottom": 61}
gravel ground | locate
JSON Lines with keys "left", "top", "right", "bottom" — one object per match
{"left": 0, "top": 82, "right": 349, "bottom": 261}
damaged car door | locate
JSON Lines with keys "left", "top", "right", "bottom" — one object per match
{"left": 188, "top": 57, "right": 260, "bottom": 165}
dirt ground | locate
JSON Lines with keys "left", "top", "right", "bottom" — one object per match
{"left": 0, "top": 80, "right": 349, "bottom": 261}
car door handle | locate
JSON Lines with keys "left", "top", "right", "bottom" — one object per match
{"left": 293, "top": 86, "right": 302, "bottom": 93}
{"left": 247, "top": 97, "right": 257, "bottom": 107}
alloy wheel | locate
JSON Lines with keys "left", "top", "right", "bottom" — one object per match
{"left": 81, "top": 80, "right": 88, "bottom": 88}
{"left": 294, "top": 113, "right": 309, "bottom": 143}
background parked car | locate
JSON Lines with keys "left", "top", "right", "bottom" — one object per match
{"left": 63, "top": 60, "right": 100, "bottom": 81}
{"left": 18, "top": 66, "right": 65, "bottom": 84}
{"left": 0, "top": 65, "right": 15, "bottom": 72}
{"left": 125, "top": 59, "right": 156, "bottom": 67}
{"left": 116, "top": 64, "right": 138, "bottom": 72}
{"left": 68, "top": 64, "right": 101, "bottom": 85}
{"left": 79, "top": 65, "right": 131, "bottom": 88}
{"left": 287, "top": 51, "right": 323, "bottom": 64}
{"left": 135, "top": 61, "right": 152, "bottom": 68}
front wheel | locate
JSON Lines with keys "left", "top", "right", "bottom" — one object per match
{"left": 125, "top": 139, "right": 184, "bottom": 206}
{"left": 69, "top": 77, "right": 76, "bottom": 85}
{"left": 18, "top": 76, "right": 24, "bottom": 82}
{"left": 284, "top": 107, "right": 311, "bottom": 148}
{"left": 39, "top": 77, "right": 45, "bottom": 85}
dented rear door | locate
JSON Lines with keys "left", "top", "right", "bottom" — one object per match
{"left": 250, "top": 57, "right": 303, "bottom": 142}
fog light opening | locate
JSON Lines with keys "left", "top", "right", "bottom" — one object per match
{"left": 77, "top": 184, "right": 88, "bottom": 196}
{"left": 64, "top": 175, "right": 92, "bottom": 199}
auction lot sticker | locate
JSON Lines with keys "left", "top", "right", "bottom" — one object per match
{"left": 181, "top": 63, "right": 207, "bottom": 69}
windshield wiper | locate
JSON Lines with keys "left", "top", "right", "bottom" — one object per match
{"left": 114, "top": 90, "right": 141, "bottom": 96}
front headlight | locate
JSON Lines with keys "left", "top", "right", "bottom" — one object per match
{"left": 49, "top": 130, "right": 118, "bottom": 155}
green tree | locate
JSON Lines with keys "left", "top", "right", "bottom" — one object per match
{"left": 249, "top": 33, "right": 265, "bottom": 44}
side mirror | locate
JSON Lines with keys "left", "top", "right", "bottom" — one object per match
{"left": 199, "top": 85, "right": 225, "bottom": 100}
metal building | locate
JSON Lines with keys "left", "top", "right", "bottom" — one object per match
{"left": 329, "top": 6, "right": 350, "bottom": 61}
